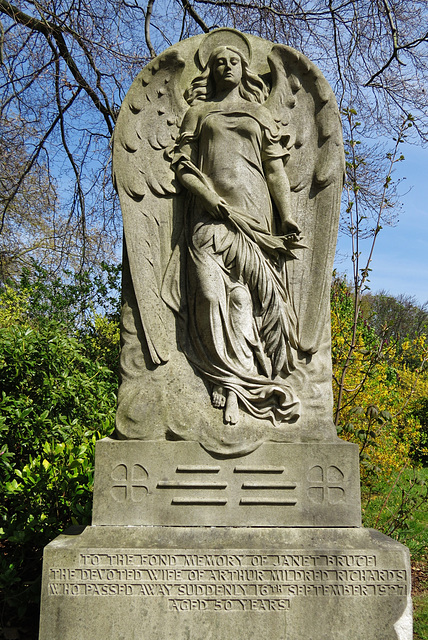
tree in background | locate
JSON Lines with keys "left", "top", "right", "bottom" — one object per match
{"left": 0, "top": 116, "right": 60, "bottom": 279}
{"left": 367, "top": 291, "right": 428, "bottom": 343}
{"left": 0, "top": 0, "right": 427, "bottom": 271}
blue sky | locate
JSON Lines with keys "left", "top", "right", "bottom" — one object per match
{"left": 335, "top": 143, "right": 428, "bottom": 306}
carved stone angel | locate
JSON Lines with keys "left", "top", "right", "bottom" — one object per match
{"left": 113, "top": 29, "right": 344, "bottom": 455}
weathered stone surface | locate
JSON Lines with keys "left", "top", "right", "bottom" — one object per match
{"left": 38, "top": 27, "right": 414, "bottom": 640}
{"left": 113, "top": 28, "right": 345, "bottom": 451}
{"left": 92, "top": 438, "right": 361, "bottom": 527}
{"left": 39, "top": 526, "right": 412, "bottom": 640}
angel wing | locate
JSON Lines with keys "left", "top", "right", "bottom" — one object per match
{"left": 265, "top": 45, "right": 345, "bottom": 354}
{"left": 112, "top": 49, "right": 188, "bottom": 365}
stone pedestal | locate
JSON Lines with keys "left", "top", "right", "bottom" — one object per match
{"left": 39, "top": 525, "right": 411, "bottom": 640}
{"left": 92, "top": 439, "right": 362, "bottom": 527}
{"left": 39, "top": 439, "right": 412, "bottom": 640}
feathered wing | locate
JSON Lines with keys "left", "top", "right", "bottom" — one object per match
{"left": 112, "top": 50, "right": 188, "bottom": 365}
{"left": 265, "top": 45, "right": 345, "bottom": 354}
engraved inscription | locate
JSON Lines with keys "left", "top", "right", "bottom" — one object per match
{"left": 168, "top": 598, "right": 290, "bottom": 611}
{"left": 307, "top": 465, "right": 345, "bottom": 504}
{"left": 47, "top": 551, "right": 408, "bottom": 611}
{"left": 111, "top": 463, "right": 149, "bottom": 503}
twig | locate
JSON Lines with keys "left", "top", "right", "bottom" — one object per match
{"left": 334, "top": 114, "right": 408, "bottom": 425}
{"left": 364, "top": 0, "right": 406, "bottom": 87}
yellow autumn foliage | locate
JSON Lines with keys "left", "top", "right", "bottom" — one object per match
{"left": 331, "top": 279, "right": 428, "bottom": 482}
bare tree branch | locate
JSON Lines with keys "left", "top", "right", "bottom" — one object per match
{"left": 0, "top": 0, "right": 427, "bottom": 274}
{"left": 0, "top": 0, "right": 114, "bottom": 132}
{"left": 180, "top": 0, "right": 209, "bottom": 33}
{"left": 0, "top": 18, "right": 4, "bottom": 64}
{"left": 0, "top": 86, "right": 82, "bottom": 235}
{"left": 53, "top": 54, "right": 87, "bottom": 266}
{"left": 145, "top": 0, "right": 156, "bottom": 59}
{"left": 363, "top": 0, "right": 406, "bottom": 87}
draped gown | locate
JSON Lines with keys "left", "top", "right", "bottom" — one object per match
{"left": 164, "top": 102, "right": 300, "bottom": 425}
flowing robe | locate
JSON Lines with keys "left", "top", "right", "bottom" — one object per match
{"left": 163, "top": 102, "right": 301, "bottom": 425}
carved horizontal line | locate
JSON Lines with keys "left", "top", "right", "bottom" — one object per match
{"left": 176, "top": 466, "right": 221, "bottom": 473}
{"left": 169, "top": 596, "right": 290, "bottom": 600}
{"left": 171, "top": 498, "right": 227, "bottom": 505}
{"left": 239, "top": 497, "right": 297, "bottom": 506}
{"left": 234, "top": 466, "right": 285, "bottom": 474}
{"left": 157, "top": 481, "right": 227, "bottom": 489}
{"left": 241, "top": 482, "right": 297, "bottom": 490}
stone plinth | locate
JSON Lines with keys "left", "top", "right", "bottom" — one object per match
{"left": 39, "top": 525, "right": 411, "bottom": 640}
{"left": 92, "top": 439, "right": 362, "bottom": 527}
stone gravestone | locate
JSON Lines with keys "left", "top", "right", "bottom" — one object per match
{"left": 39, "top": 29, "right": 412, "bottom": 639}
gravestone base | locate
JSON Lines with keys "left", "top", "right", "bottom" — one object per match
{"left": 39, "top": 525, "right": 411, "bottom": 640}
{"left": 92, "top": 439, "right": 362, "bottom": 527}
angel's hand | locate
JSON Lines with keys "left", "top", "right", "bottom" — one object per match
{"left": 201, "top": 191, "right": 229, "bottom": 220}
{"left": 281, "top": 216, "right": 301, "bottom": 236}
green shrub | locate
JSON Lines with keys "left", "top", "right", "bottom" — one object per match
{"left": 0, "top": 265, "right": 119, "bottom": 631}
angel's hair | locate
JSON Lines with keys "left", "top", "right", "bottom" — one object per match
{"left": 185, "top": 46, "right": 268, "bottom": 105}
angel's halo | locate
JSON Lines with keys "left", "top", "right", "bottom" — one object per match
{"left": 197, "top": 28, "right": 252, "bottom": 69}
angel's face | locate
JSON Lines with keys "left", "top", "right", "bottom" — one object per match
{"left": 212, "top": 49, "right": 243, "bottom": 92}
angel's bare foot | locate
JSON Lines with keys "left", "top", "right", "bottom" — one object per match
{"left": 212, "top": 385, "right": 226, "bottom": 409}
{"left": 224, "top": 391, "right": 239, "bottom": 425}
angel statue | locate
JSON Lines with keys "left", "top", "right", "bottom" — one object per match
{"left": 113, "top": 29, "right": 344, "bottom": 455}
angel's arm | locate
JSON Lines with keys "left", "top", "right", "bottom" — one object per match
{"left": 264, "top": 157, "right": 300, "bottom": 235}
{"left": 173, "top": 107, "right": 229, "bottom": 220}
